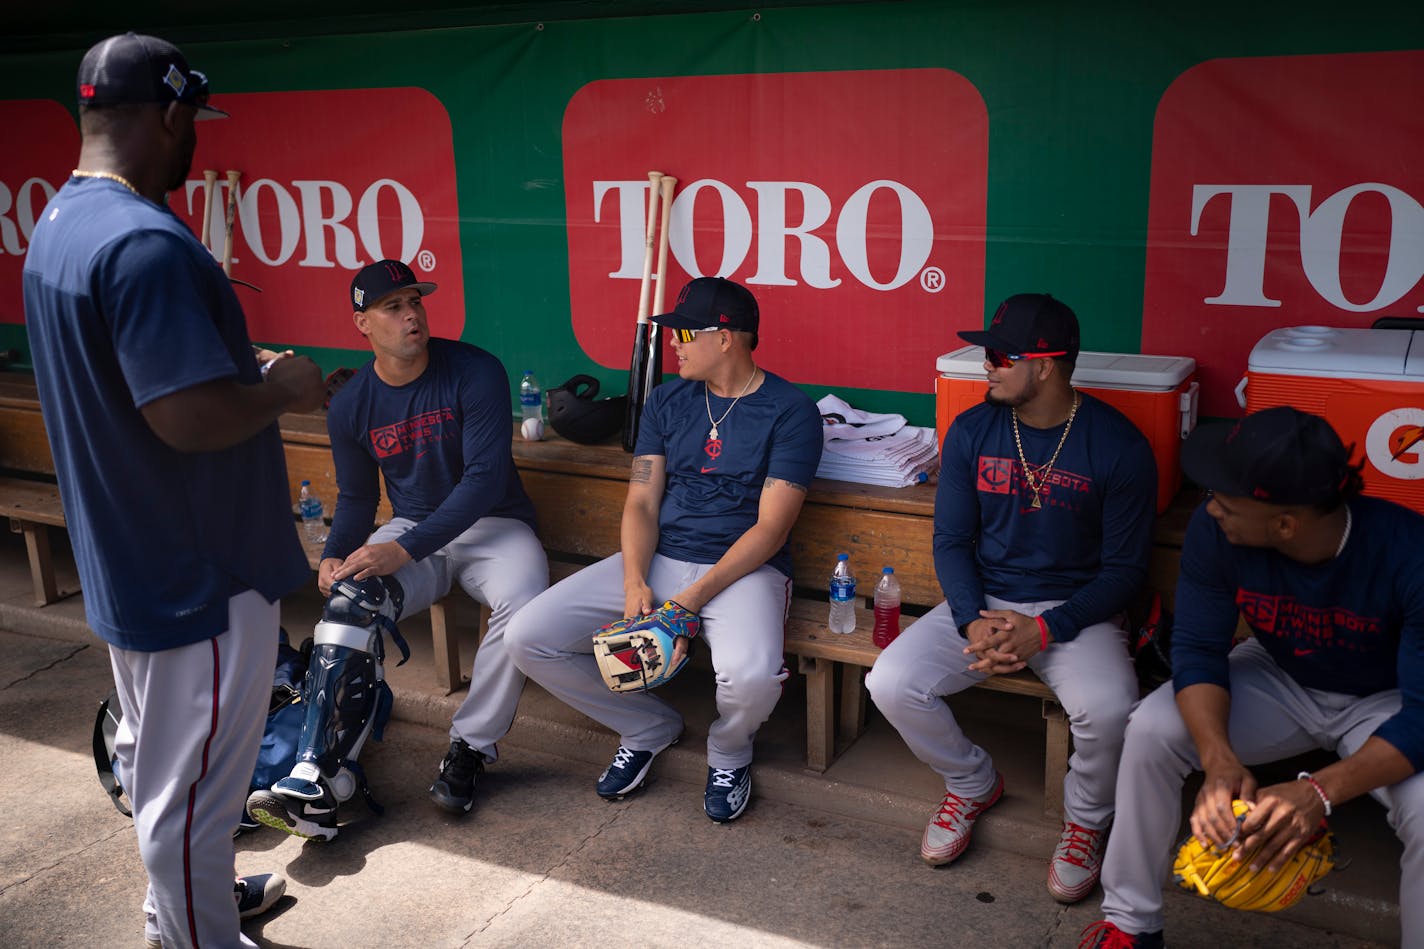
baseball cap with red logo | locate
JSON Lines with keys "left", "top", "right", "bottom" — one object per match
{"left": 1181, "top": 406, "right": 1352, "bottom": 506}
{"left": 76, "top": 32, "right": 228, "bottom": 119}
{"left": 958, "top": 293, "right": 1080, "bottom": 361}
{"left": 350, "top": 259, "right": 438, "bottom": 311}
{"left": 652, "top": 277, "right": 760, "bottom": 334}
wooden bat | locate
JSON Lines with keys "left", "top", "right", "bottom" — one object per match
{"left": 221, "top": 169, "right": 240, "bottom": 276}
{"left": 621, "top": 170, "right": 663, "bottom": 452}
{"left": 200, "top": 169, "right": 217, "bottom": 251}
{"left": 642, "top": 174, "right": 677, "bottom": 413}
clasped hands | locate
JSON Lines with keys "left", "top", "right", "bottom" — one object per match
{"left": 962, "top": 609, "right": 1043, "bottom": 674}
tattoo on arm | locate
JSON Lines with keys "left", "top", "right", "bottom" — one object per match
{"left": 631, "top": 458, "right": 654, "bottom": 484}
{"left": 764, "top": 477, "right": 807, "bottom": 494}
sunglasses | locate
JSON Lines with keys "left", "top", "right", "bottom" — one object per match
{"left": 985, "top": 348, "right": 1067, "bottom": 369}
{"left": 671, "top": 326, "right": 724, "bottom": 344}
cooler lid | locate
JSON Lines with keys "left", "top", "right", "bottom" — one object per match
{"left": 1248, "top": 325, "right": 1423, "bottom": 378}
{"left": 936, "top": 345, "right": 1196, "bottom": 391}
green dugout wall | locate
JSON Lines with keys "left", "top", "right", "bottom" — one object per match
{"left": 1, "top": 2, "right": 1420, "bottom": 424}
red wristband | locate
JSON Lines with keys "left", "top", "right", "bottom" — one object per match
{"left": 1036, "top": 614, "right": 1051, "bottom": 651}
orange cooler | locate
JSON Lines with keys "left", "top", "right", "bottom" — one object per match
{"left": 935, "top": 346, "right": 1199, "bottom": 513}
{"left": 1242, "top": 325, "right": 1424, "bottom": 515}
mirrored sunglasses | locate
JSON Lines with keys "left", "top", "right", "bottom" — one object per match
{"left": 671, "top": 326, "right": 723, "bottom": 344}
{"left": 985, "top": 348, "right": 1067, "bottom": 369}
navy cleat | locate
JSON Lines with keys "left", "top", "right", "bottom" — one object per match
{"left": 704, "top": 765, "right": 751, "bottom": 822}
{"left": 246, "top": 779, "right": 339, "bottom": 842}
{"left": 597, "top": 745, "right": 660, "bottom": 799}
{"left": 430, "top": 737, "right": 486, "bottom": 814}
{"left": 235, "top": 872, "right": 286, "bottom": 919}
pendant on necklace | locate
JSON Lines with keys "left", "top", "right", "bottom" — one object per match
{"left": 1030, "top": 492, "right": 1042, "bottom": 510}
{"left": 709, "top": 425, "right": 719, "bottom": 441}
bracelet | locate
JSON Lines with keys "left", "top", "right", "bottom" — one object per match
{"left": 259, "top": 359, "right": 274, "bottom": 381}
{"left": 1297, "top": 771, "right": 1333, "bottom": 817}
{"left": 1036, "top": 614, "right": 1051, "bottom": 651}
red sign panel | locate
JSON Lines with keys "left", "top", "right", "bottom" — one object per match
{"left": 180, "top": 87, "right": 464, "bottom": 347}
{"left": 0, "top": 100, "right": 78, "bottom": 325}
{"left": 1142, "top": 52, "right": 1424, "bottom": 417}
{"left": 562, "top": 69, "right": 988, "bottom": 392}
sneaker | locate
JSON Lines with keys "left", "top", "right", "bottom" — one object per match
{"left": 246, "top": 785, "right": 338, "bottom": 842}
{"left": 430, "top": 737, "right": 486, "bottom": 814}
{"left": 234, "top": 872, "right": 286, "bottom": 919}
{"left": 919, "top": 771, "right": 1004, "bottom": 866}
{"left": 1048, "top": 819, "right": 1108, "bottom": 903}
{"left": 596, "top": 744, "right": 660, "bottom": 799}
{"left": 1078, "top": 920, "right": 1163, "bottom": 948}
{"left": 704, "top": 765, "right": 752, "bottom": 823}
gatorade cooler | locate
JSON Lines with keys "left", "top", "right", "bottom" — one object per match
{"left": 936, "top": 346, "right": 1199, "bottom": 512}
{"left": 1241, "top": 325, "right": 1424, "bottom": 515}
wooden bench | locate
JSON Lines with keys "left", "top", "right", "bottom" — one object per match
{"left": 0, "top": 475, "right": 75, "bottom": 606}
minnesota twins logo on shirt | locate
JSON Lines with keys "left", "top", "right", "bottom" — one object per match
{"left": 1236, "top": 590, "right": 1383, "bottom": 651}
{"left": 977, "top": 456, "right": 1091, "bottom": 511}
{"left": 368, "top": 407, "right": 458, "bottom": 458}
{"left": 702, "top": 436, "right": 723, "bottom": 472}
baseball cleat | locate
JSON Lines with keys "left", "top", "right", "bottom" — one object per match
{"left": 920, "top": 771, "right": 1003, "bottom": 865}
{"left": 704, "top": 765, "right": 752, "bottom": 823}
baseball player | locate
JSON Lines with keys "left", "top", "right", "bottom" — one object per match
{"left": 1083, "top": 407, "right": 1424, "bottom": 948}
{"left": 22, "top": 33, "right": 325, "bottom": 948}
{"left": 507, "top": 277, "right": 822, "bottom": 822}
{"left": 246, "top": 260, "right": 548, "bottom": 839}
{"left": 865, "top": 294, "right": 1157, "bottom": 902}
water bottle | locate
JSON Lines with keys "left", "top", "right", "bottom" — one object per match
{"left": 519, "top": 370, "right": 544, "bottom": 422}
{"left": 298, "top": 480, "right": 326, "bottom": 544}
{"left": 828, "top": 553, "right": 857, "bottom": 635}
{"left": 872, "top": 566, "right": 902, "bottom": 648}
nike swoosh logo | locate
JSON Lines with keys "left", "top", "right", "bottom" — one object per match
{"left": 1294, "top": 648, "right": 1314, "bottom": 657}
{"left": 416, "top": 450, "right": 429, "bottom": 460}
{"left": 701, "top": 466, "right": 717, "bottom": 473}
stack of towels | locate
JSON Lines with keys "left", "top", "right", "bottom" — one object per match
{"left": 814, "top": 394, "right": 939, "bottom": 488}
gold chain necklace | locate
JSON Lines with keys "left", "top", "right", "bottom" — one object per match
{"left": 1011, "top": 391, "right": 1080, "bottom": 510}
{"left": 72, "top": 169, "right": 140, "bottom": 196}
{"left": 704, "top": 366, "right": 759, "bottom": 441}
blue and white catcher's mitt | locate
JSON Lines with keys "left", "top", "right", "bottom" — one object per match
{"left": 592, "top": 600, "right": 700, "bottom": 692}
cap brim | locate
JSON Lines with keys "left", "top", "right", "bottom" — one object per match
{"left": 358, "top": 281, "right": 438, "bottom": 311}
{"left": 195, "top": 102, "right": 229, "bottom": 120}
{"left": 1180, "top": 421, "right": 1246, "bottom": 495}
{"left": 957, "top": 329, "right": 1014, "bottom": 351}
{"left": 651, "top": 310, "right": 708, "bottom": 330}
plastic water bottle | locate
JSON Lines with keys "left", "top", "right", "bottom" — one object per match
{"left": 829, "top": 553, "right": 857, "bottom": 634}
{"left": 519, "top": 370, "right": 544, "bottom": 422}
{"left": 298, "top": 480, "right": 326, "bottom": 544}
{"left": 872, "top": 567, "right": 902, "bottom": 648}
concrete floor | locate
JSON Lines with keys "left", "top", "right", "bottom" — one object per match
{"left": 0, "top": 528, "right": 1404, "bottom": 947}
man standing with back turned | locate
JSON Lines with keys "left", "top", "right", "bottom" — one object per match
{"left": 23, "top": 33, "right": 325, "bottom": 949}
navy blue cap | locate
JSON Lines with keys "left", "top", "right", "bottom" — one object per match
{"left": 77, "top": 33, "right": 227, "bottom": 118}
{"left": 1181, "top": 406, "right": 1352, "bottom": 506}
{"left": 350, "top": 259, "right": 437, "bottom": 311}
{"left": 959, "top": 293, "right": 1080, "bottom": 360}
{"left": 652, "top": 277, "right": 759, "bottom": 333}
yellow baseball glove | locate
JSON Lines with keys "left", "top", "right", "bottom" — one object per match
{"left": 1172, "top": 799, "right": 1334, "bottom": 912}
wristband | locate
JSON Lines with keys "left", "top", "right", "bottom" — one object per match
{"left": 1297, "top": 771, "right": 1333, "bottom": 817}
{"left": 1036, "top": 614, "right": 1051, "bottom": 651}
{"left": 259, "top": 359, "right": 274, "bottom": 381}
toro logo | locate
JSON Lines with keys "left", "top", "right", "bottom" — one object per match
{"left": 562, "top": 70, "right": 988, "bottom": 392}
{"left": 178, "top": 87, "right": 463, "bottom": 348}
{"left": 0, "top": 100, "right": 79, "bottom": 325}
{"left": 1142, "top": 52, "right": 1424, "bottom": 416}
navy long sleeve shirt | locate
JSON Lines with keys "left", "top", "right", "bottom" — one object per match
{"left": 1172, "top": 497, "right": 1424, "bottom": 771}
{"left": 933, "top": 394, "right": 1157, "bottom": 642}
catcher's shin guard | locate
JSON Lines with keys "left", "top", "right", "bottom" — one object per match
{"left": 264, "top": 577, "right": 403, "bottom": 835}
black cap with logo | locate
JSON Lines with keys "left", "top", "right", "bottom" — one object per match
{"left": 1181, "top": 406, "right": 1352, "bottom": 506}
{"left": 652, "top": 277, "right": 759, "bottom": 333}
{"left": 76, "top": 33, "right": 228, "bottom": 118}
{"left": 350, "top": 259, "right": 438, "bottom": 311}
{"left": 958, "top": 293, "right": 1080, "bottom": 361}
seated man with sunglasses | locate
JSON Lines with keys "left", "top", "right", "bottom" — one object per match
{"left": 508, "top": 276, "right": 822, "bottom": 823}
{"left": 866, "top": 293, "right": 1157, "bottom": 902}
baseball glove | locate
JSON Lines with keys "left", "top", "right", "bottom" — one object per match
{"left": 1172, "top": 799, "right": 1334, "bottom": 912}
{"left": 591, "top": 600, "right": 700, "bottom": 693}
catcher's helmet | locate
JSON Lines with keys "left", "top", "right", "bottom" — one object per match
{"left": 548, "top": 374, "right": 626, "bottom": 445}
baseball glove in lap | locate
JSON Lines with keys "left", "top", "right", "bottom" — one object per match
{"left": 1172, "top": 799, "right": 1334, "bottom": 912}
{"left": 592, "top": 600, "right": 700, "bottom": 693}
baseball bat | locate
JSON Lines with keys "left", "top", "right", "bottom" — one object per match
{"left": 641, "top": 174, "right": 677, "bottom": 412}
{"left": 200, "top": 169, "right": 217, "bottom": 251}
{"left": 221, "top": 169, "right": 240, "bottom": 276}
{"left": 621, "top": 170, "right": 663, "bottom": 452}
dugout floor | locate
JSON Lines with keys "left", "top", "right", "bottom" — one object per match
{"left": 0, "top": 527, "right": 1404, "bottom": 947}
